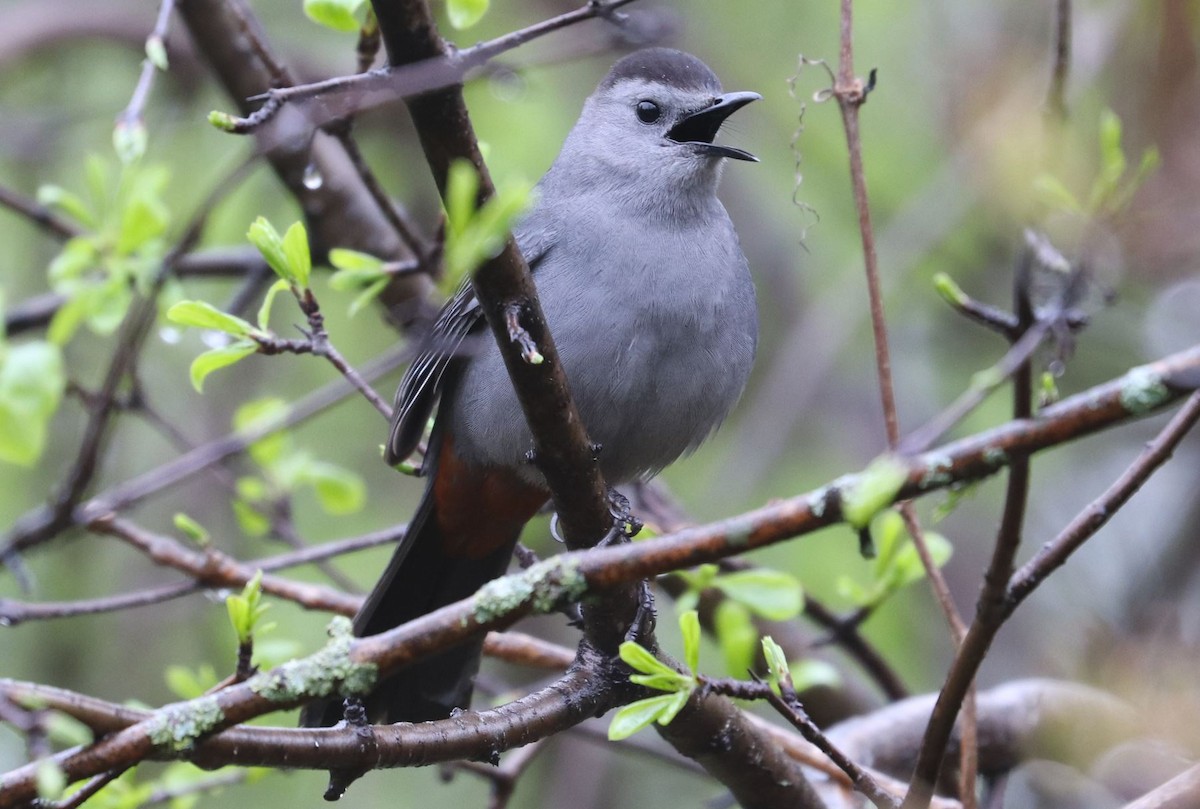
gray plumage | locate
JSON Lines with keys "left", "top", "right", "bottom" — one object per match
{"left": 392, "top": 47, "right": 759, "bottom": 485}
{"left": 302, "top": 47, "right": 761, "bottom": 729}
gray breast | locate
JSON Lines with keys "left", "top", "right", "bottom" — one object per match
{"left": 448, "top": 205, "right": 757, "bottom": 486}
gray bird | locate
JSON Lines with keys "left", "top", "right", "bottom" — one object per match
{"left": 304, "top": 47, "right": 759, "bottom": 727}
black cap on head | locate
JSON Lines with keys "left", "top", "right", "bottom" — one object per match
{"left": 600, "top": 48, "right": 722, "bottom": 94}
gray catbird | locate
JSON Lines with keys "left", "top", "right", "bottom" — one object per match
{"left": 303, "top": 47, "right": 759, "bottom": 727}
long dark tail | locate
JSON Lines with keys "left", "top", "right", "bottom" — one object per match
{"left": 301, "top": 433, "right": 547, "bottom": 727}
{"left": 299, "top": 488, "right": 516, "bottom": 726}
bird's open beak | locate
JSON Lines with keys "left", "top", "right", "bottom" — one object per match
{"left": 667, "top": 91, "right": 761, "bottom": 162}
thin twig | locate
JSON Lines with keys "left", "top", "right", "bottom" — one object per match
{"left": 1047, "top": 0, "right": 1071, "bottom": 120}
{"left": 703, "top": 676, "right": 898, "bottom": 809}
{"left": 1007, "top": 391, "right": 1200, "bottom": 607}
{"left": 898, "top": 322, "right": 1051, "bottom": 455}
{"left": 114, "top": 0, "right": 176, "bottom": 137}
{"left": 88, "top": 514, "right": 361, "bottom": 615}
{"left": 829, "top": 5, "right": 984, "bottom": 803}
{"left": 41, "top": 767, "right": 129, "bottom": 809}
{"left": 0, "top": 346, "right": 408, "bottom": 559}
{"left": 0, "top": 184, "right": 81, "bottom": 240}
{"left": 330, "top": 123, "right": 430, "bottom": 261}
{"left": 1, "top": 524, "right": 402, "bottom": 625}
{"left": 804, "top": 597, "right": 908, "bottom": 701}
{"left": 221, "top": 0, "right": 641, "bottom": 133}
{"left": 902, "top": 391, "right": 1200, "bottom": 809}
{"left": 833, "top": 0, "right": 895, "bottom": 448}
{"left": 253, "top": 287, "right": 393, "bottom": 418}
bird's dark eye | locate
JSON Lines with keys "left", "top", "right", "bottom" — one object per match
{"left": 636, "top": 100, "right": 661, "bottom": 124}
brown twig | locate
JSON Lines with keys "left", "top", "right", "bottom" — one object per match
{"left": 803, "top": 596, "right": 909, "bottom": 701}
{"left": 89, "top": 514, "right": 362, "bottom": 615}
{"left": 253, "top": 287, "right": 393, "bottom": 418}
{"left": 0, "top": 346, "right": 408, "bottom": 559}
{"left": 0, "top": 183, "right": 81, "bottom": 239}
{"left": 704, "top": 676, "right": 898, "bottom": 808}
{"left": 221, "top": 0, "right": 642, "bottom": 134}
{"left": 830, "top": 2, "right": 978, "bottom": 801}
{"left": 113, "top": 0, "right": 176, "bottom": 140}
{"left": 1047, "top": 0, "right": 1072, "bottom": 120}
{"left": 902, "top": 391, "right": 1200, "bottom": 808}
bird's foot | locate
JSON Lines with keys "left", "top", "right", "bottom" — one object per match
{"left": 624, "top": 579, "right": 657, "bottom": 644}
{"left": 605, "top": 487, "right": 643, "bottom": 541}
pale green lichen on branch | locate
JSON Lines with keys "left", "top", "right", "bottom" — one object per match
{"left": 1118, "top": 365, "right": 1170, "bottom": 415}
{"left": 146, "top": 695, "right": 224, "bottom": 753}
{"left": 248, "top": 616, "right": 377, "bottom": 703}
{"left": 918, "top": 454, "right": 954, "bottom": 490}
{"left": 472, "top": 556, "right": 587, "bottom": 624}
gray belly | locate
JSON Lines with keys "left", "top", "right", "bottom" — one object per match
{"left": 448, "top": 257, "right": 757, "bottom": 486}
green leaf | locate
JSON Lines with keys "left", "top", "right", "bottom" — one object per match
{"left": 834, "top": 575, "right": 877, "bottom": 607}
{"left": 842, "top": 454, "right": 908, "bottom": 530}
{"left": 47, "top": 291, "right": 90, "bottom": 346}
{"left": 655, "top": 689, "right": 690, "bottom": 726}
{"left": 1098, "top": 108, "right": 1126, "bottom": 188}
{"left": 36, "top": 761, "right": 66, "bottom": 801}
{"left": 281, "top": 221, "right": 311, "bottom": 288}
{"left": 226, "top": 570, "right": 268, "bottom": 644}
{"left": 207, "top": 110, "right": 237, "bottom": 132}
{"left": 328, "top": 247, "right": 384, "bottom": 274}
{"left": 236, "top": 475, "right": 269, "bottom": 502}
{"left": 173, "top": 513, "right": 210, "bottom": 546}
{"left": 676, "top": 564, "right": 719, "bottom": 592}
{"left": 445, "top": 160, "right": 480, "bottom": 239}
{"left": 329, "top": 265, "right": 386, "bottom": 291}
{"left": 713, "top": 600, "right": 757, "bottom": 677}
{"left": 714, "top": 569, "right": 804, "bottom": 621}
{"left": 232, "top": 498, "right": 270, "bottom": 537}
{"left": 761, "top": 637, "right": 789, "bottom": 686}
{"left": 870, "top": 509, "right": 908, "bottom": 578}
{"left": 789, "top": 659, "right": 841, "bottom": 692}
{"left": 164, "top": 664, "right": 219, "bottom": 699}
{"left": 347, "top": 277, "right": 389, "bottom": 317}
{"left": 934, "top": 482, "right": 980, "bottom": 522}
{"left": 629, "top": 672, "right": 690, "bottom": 692}
{"left": 446, "top": 0, "right": 489, "bottom": 29}
{"left": 618, "top": 641, "right": 676, "bottom": 678}
{"left": 442, "top": 175, "right": 535, "bottom": 294}
{"left": 168, "top": 300, "right": 255, "bottom": 338}
{"left": 305, "top": 461, "right": 366, "bottom": 514}
{"left": 116, "top": 193, "right": 169, "bottom": 254}
{"left": 234, "top": 398, "right": 291, "bottom": 467}
{"left": 84, "top": 154, "right": 111, "bottom": 214}
{"left": 679, "top": 610, "right": 701, "bottom": 674}
{"left": 84, "top": 278, "right": 134, "bottom": 336}
{"left": 246, "top": 217, "right": 292, "bottom": 283}
{"left": 189, "top": 340, "right": 256, "bottom": 392}
{"left": 113, "top": 120, "right": 148, "bottom": 165}
{"left": 145, "top": 35, "right": 169, "bottom": 70}
{"left": 257, "top": 278, "right": 291, "bottom": 331}
{"left": 44, "top": 711, "right": 94, "bottom": 747}
{"left": 1032, "top": 174, "right": 1083, "bottom": 215}
{"left": 1108, "top": 146, "right": 1161, "bottom": 214}
{"left": 304, "top": 0, "right": 364, "bottom": 31}
{"left": 37, "top": 185, "right": 97, "bottom": 229}
{"left": 884, "top": 531, "right": 953, "bottom": 592}
{"left": 932, "top": 272, "right": 967, "bottom": 308}
{"left": 0, "top": 341, "right": 65, "bottom": 466}
{"left": 47, "top": 237, "right": 100, "bottom": 283}
{"left": 607, "top": 692, "right": 688, "bottom": 741}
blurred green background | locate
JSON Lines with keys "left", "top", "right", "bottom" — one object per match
{"left": 2, "top": 0, "right": 1199, "bottom": 806}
